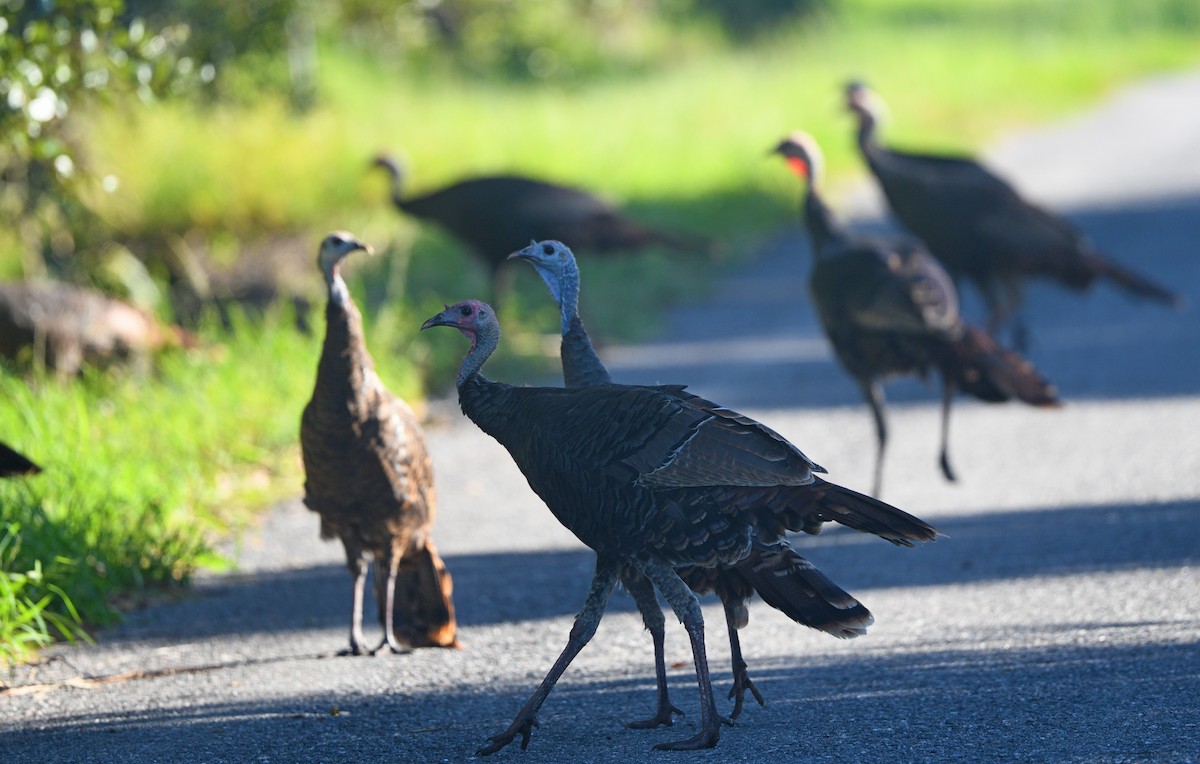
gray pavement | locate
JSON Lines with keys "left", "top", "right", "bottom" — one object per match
{"left": 4, "top": 71, "right": 1200, "bottom": 763}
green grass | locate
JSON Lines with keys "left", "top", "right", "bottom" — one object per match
{"left": 4, "top": 0, "right": 1200, "bottom": 663}
{"left": 0, "top": 522, "right": 91, "bottom": 667}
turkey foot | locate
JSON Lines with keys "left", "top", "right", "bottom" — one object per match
{"left": 368, "top": 636, "right": 411, "bottom": 656}
{"left": 626, "top": 699, "right": 683, "bottom": 729}
{"left": 339, "top": 628, "right": 372, "bottom": 656}
{"left": 476, "top": 714, "right": 538, "bottom": 756}
{"left": 728, "top": 667, "right": 764, "bottom": 720}
{"left": 652, "top": 723, "right": 722, "bottom": 752}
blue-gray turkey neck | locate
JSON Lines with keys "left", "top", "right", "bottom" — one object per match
{"left": 561, "top": 313, "right": 612, "bottom": 387}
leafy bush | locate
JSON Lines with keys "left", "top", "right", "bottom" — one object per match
{"left": 123, "top": 0, "right": 307, "bottom": 104}
{"left": 0, "top": 0, "right": 195, "bottom": 289}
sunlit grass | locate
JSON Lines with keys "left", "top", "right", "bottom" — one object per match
{"left": 88, "top": 4, "right": 1200, "bottom": 260}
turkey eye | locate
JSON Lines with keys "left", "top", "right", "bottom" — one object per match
{"left": 542, "top": 243, "right": 555, "bottom": 256}
{"left": 459, "top": 305, "right": 472, "bottom": 317}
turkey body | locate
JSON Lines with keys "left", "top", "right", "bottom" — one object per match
{"left": 375, "top": 156, "right": 699, "bottom": 299}
{"left": 301, "top": 232, "right": 457, "bottom": 654}
{"left": 423, "top": 299, "right": 937, "bottom": 754}
{"left": 512, "top": 239, "right": 881, "bottom": 720}
{"left": 775, "top": 131, "right": 1060, "bottom": 495}
{"left": 0, "top": 281, "right": 193, "bottom": 375}
{"left": 401, "top": 176, "right": 674, "bottom": 259}
{"left": 846, "top": 82, "right": 1180, "bottom": 346}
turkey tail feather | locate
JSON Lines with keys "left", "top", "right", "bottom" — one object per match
{"left": 392, "top": 540, "right": 460, "bottom": 649}
{"left": 736, "top": 543, "right": 872, "bottom": 639}
{"left": 781, "top": 479, "right": 940, "bottom": 546}
{"left": 1093, "top": 255, "right": 1182, "bottom": 307}
{"left": 947, "top": 325, "right": 1061, "bottom": 407}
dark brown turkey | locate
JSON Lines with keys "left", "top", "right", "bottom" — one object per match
{"left": 301, "top": 232, "right": 457, "bottom": 655}
{"left": 846, "top": 81, "right": 1181, "bottom": 348}
{"left": 1, "top": 441, "right": 41, "bottom": 477}
{"left": 374, "top": 154, "right": 702, "bottom": 301}
{"left": 511, "top": 238, "right": 882, "bottom": 721}
{"left": 422, "top": 298, "right": 938, "bottom": 754}
{"left": 774, "top": 131, "right": 1061, "bottom": 496}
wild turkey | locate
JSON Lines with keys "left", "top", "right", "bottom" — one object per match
{"left": 422, "top": 298, "right": 939, "bottom": 754}
{"left": 774, "top": 131, "right": 1061, "bottom": 496}
{"left": 845, "top": 81, "right": 1181, "bottom": 348}
{"left": 373, "top": 155, "right": 702, "bottom": 302}
{"left": 0, "top": 281, "right": 196, "bottom": 376}
{"left": 300, "top": 231, "right": 458, "bottom": 655}
{"left": 511, "top": 238, "right": 839, "bottom": 720}
{"left": 0, "top": 441, "right": 41, "bottom": 477}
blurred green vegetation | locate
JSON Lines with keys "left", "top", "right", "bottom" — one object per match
{"left": 2, "top": 0, "right": 1199, "bottom": 663}
{"left": 0, "top": 306, "right": 313, "bottom": 663}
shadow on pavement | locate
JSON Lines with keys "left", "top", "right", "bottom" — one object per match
{"left": 104, "top": 498, "right": 1198, "bottom": 644}
{"left": 5, "top": 635, "right": 1196, "bottom": 763}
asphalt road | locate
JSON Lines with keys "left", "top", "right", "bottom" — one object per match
{"left": 4, "top": 72, "right": 1199, "bottom": 763}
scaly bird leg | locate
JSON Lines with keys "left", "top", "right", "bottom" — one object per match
{"left": 938, "top": 378, "right": 958, "bottom": 483}
{"left": 861, "top": 380, "right": 888, "bottom": 498}
{"left": 725, "top": 602, "right": 763, "bottom": 720}
{"left": 476, "top": 559, "right": 619, "bottom": 756}
{"left": 622, "top": 570, "right": 684, "bottom": 729}
{"left": 375, "top": 553, "right": 409, "bottom": 655}
{"left": 640, "top": 559, "right": 722, "bottom": 751}
{"left": 342, "top": 552, "right": 371, "bottom": 656}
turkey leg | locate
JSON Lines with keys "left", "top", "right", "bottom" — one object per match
{"left": 476, "top": 558, "right": 619, "bottom": 756}
{"left": 622, "top": 570, "right": 684, "bottom": 729}
{"left": 640, "top": 558, "right": 722, "bottom": 751}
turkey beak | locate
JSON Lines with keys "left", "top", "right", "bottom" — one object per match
{"left": 421, "top": 308, "right": 454, "bottom": 331}
{"left": 356, "top": 241, "right": 375, "bottom": 256}
{"left": 506, "top": 242, "right": 537, "bottom": 262}
{"left": 844, "top": 82, "right": 861, "bottom": 108}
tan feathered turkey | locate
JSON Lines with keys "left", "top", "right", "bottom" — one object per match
{"left": 300, "top": 232, "right": 457, "bottom": 654}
